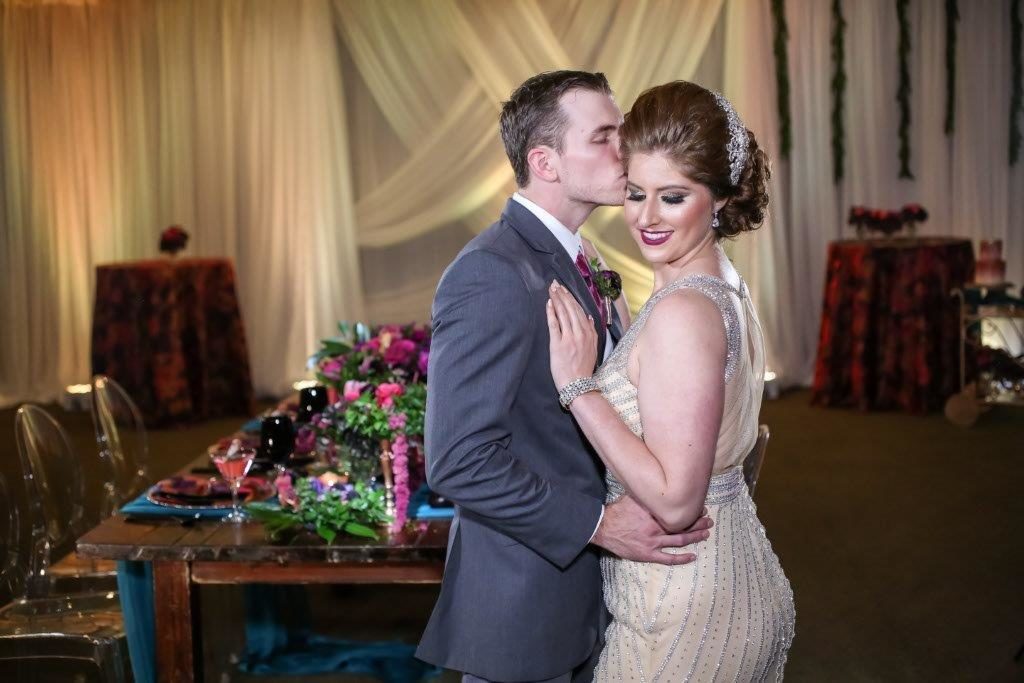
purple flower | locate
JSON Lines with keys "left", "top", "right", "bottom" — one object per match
{"left": 417, "top": 350, "right": 430, "bottom": 376}
{"left": 388, "top": 413, "right": 407, "bottom": 430}
{"left": 339, "top": 483, "right": 356, "bottom": 501}
{"left": 308, "top": 477, "right": 325, "bottom": 498}
{"left": 358, "top": 357, "right": 374, "bottom": 376}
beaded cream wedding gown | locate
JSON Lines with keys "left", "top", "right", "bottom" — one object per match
{"left": 593, "top": 274, "right": 795, "bottom": 682}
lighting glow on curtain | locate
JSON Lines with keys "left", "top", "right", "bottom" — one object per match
{"left": 1, "top": 0, "right": 1021, "bottom": 405}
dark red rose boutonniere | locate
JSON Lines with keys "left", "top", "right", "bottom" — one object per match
{"left": 589, "top": 257, "right": 623, "bottom": 328}
{"left": 159, "top": 225, "right": 189, "bottom": 255}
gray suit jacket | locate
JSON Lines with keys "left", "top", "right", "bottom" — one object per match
{"left": 416, "top": 199, "right": 623, "bottom": 681}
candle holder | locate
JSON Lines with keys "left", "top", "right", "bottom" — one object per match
{"left": 379, "top": 439, "right": 395, "bottom": 519}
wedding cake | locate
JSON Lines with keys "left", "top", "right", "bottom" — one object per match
{"left": 976, "top": 240, "right": 1006, "bottom": 285}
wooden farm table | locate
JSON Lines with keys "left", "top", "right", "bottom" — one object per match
{"left": 76, "top": 458, "right": 449, "bottom": 682}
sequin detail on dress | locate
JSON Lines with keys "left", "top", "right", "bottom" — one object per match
{"left": 592, "top": 273, "right": 795, "bottom": 682}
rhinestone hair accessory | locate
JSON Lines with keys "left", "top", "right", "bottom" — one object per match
{"left": 712, "top": 91, "right": 749, "bottom": 187}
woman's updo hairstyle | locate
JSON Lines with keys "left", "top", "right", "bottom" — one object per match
{"left": 619, "top": 81, "right": 770, "bottom": 239}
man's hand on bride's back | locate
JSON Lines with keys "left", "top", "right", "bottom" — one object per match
{"left": 592, "top": 494, "right": 712, "bottom": 565}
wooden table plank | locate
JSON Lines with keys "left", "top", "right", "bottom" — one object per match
{"left": 191, "top": 561, "right": 443, "bottom": 585}
{"left": 79, "top": 516, "right": 450, "bottom": 563}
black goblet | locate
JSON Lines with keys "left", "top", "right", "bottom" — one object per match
{"left": 259, "top": 415, "right": 295, "bottom": 470}
{"left": 297, "top": 385, "right": 329, "bottom": 423}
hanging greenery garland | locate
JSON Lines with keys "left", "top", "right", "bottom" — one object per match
{"left": 944, "top": 0, "right": 958, "bottom": 135}
{"left": 770, "top": 0, "right": 792, "bottom": 159}
{"left": 830, "top": 0, "right": 847, "bottom": 183}
{"left": 896, "top": 0, "right": 913, "bottom": 179}
{"left": 1012, "top": 0, "right": 1022, "bottom": 165}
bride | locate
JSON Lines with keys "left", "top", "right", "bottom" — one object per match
{"left": 546, "top": 81, "right": 795, "bottom": 681}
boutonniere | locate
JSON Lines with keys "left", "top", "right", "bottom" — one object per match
{"left": 589, "top": 257, "right": 622, "bottom": 328}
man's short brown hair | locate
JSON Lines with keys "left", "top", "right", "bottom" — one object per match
{"left": 499, "top": 71, "right": 612, "bottom": 188}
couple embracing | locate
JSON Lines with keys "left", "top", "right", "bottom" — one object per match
{"left": 415, "top": 71, "right": 795, "bottom": 683}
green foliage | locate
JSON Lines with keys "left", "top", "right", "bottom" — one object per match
{"left": 246, "top": 479, "right": 391, "bottom": 543}
{"left": 944, "top": 0, "right": 959, "bottom": 135}
{"left": 341, "top": 383, "right": 426, "bottom": 442}
{"left": 771, "top": 0, "right": 792, "bottom": 159}
{"left": 1012, "top": 0, "right": 1022, "bottom": 164}
{"left": 831, "top": 0, "right": 847, "bottom": 183}
{"left": 896, "top": 0, "right": 913, "bottom": 179}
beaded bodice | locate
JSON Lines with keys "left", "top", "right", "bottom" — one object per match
{"left": 591, "top": 273, "right": 793, "bottom": 683}
{"left": 594, "top": 273, "right": 765, "bottom": 500}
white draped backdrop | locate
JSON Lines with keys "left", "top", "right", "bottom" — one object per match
{"left": 1, "top": 0, "right": 1020, "bottom": 405}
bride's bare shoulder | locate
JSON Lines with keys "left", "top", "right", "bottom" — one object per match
{"left": 638, "top": 288, "right": 727, "bottom": 359}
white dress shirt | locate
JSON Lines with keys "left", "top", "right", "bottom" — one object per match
{"left": 512, "top": 192, "right": 609, "bottom": 542}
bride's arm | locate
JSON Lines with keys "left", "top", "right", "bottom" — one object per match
{"left": 548, "top": 283, "right": 725, "bottom": 532}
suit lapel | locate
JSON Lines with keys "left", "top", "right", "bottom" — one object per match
{"left": 549, "top": 250, "right": 607, "bottom": 363}
{"left": 503, "top": 199, "right": 606, "bottom": 362}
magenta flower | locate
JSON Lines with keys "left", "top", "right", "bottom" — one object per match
{"left": 343, "top": 380, "right": 368, "bottom": 402}
{"left": 384, "top": 339, "right": 417, "bottom": 366}
{"left": 417, "top": 350, "right": 430, "bottom": 376}
{"left": 320, "top": 358, "right": 343, "bottom": 381}
{"left": 294, "top": 426, "right": 316, "bottom": 454}
{"left": 375, "top": 382, "right": 404, "bottom": 408}
{"left": 275, "top": 473, "right": 298, "bottom": 508}
{"left": 388, "top": 413, "right": 407, "bottom": 430}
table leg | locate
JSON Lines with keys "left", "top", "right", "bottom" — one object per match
{"left": 153, "top": 560, "right": 202, "bottom": 682}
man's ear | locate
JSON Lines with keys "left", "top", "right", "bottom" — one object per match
{"left": 526, "top": 146, "right": 559, "bottom": 183}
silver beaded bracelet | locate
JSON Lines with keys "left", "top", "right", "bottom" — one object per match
{"left": 558, "top": 376, "right": 599, "bottom": 409}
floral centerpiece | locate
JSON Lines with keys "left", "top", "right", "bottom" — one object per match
{"left": 313, "top": 322, "right": 429, "bottom": 390}
{"left": 247, "top": 472, "right": 391, "bottom": 542}
{"left": 296, "top": 322, "right": 431, "bottom": 531}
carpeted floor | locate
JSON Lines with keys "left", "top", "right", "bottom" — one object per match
{"left": 1, "top": 390, "right": 1021, "bottom": 682}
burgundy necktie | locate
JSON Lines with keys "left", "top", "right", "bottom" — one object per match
{"left": 574, "top": 249, "right": 607, "bottom": 328}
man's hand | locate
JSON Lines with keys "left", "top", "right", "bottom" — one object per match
{"left": 591, "top": 494, "right": 712, "bottom": 565}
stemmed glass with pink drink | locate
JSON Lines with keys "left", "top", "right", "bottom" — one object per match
{"left": 209, "top": 439, "right": 257, "bottom": 523}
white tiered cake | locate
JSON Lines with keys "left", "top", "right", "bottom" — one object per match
{"left": 976, "top": 240, "right": 1006, "bottom": 285}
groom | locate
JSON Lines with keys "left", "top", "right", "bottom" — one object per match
{"left": 416, "top": 71, "right": 711, "bottom": 682}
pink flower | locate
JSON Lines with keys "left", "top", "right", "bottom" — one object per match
{"left": 275, "top": 473, "right": 298, "bottom": 508}
{"left": 294, "top": 426, "right": 315, "bottom": 454}
{"left": 358, "top": 357, "right": 374, "bottom": 376}
{"left": 417, "top": 350, "right": 430, "bottom": 376}
{"left": 388, "top": 413, "right": 407, "bottom": 430}
{"left": 320, "top": 358, "right": 343, "bottom": 381}
{"left": 384, "top": 339, "right": 417, "bottom": 366}
{"left": 375, "top": 382, "right": 404, "bottom": 408}
{"left": 390, "top": 435, "right": 411, "bottom": 530}
{"left": 343, "top": 380, "right": 367, "bottom": 402}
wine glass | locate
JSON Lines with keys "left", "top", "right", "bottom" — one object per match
{"left": 210, "top": 443, "right": 257, "bottom": 523}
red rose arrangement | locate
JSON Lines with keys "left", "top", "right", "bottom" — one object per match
{"left": 159, "top": 225, "right": 189, "bottom": 255}
{"left": 848, "top": 204, "right": 928, "bottom": 236}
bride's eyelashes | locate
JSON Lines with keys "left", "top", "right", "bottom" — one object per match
{"left": 625, "top": 190, "right": 686, "bottom": 205}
